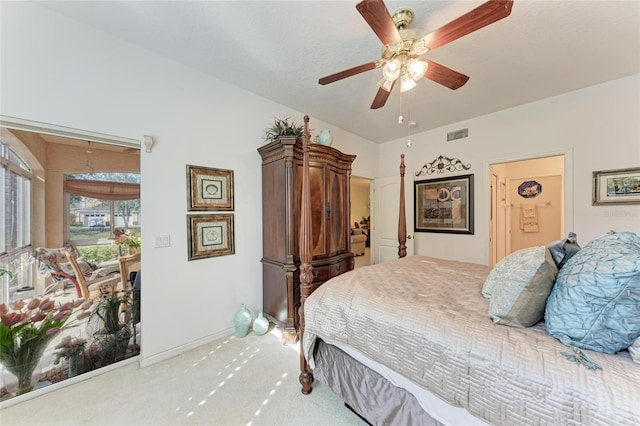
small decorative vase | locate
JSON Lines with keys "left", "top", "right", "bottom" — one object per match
{"left": 234, "top": 304, "right": 253, "bottom": 338}
{"left": 316, "top": 129, "right": 333, "bottom": 146}
{"left": 253, "top": 312, "right": 270, "bottom": 336}
{"left": 68, "top": 351, "right": 83, "bottom": 378}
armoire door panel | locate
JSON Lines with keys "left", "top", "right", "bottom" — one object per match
{"left": 329, "top": 170, "right": 347, "bottom": 255}
{"left": 294, "top": 162, "right": 326, "bottom": 258}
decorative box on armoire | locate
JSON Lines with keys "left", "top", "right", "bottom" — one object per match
{"left": 258, "top": 136, "right": 356, "bottom": 343}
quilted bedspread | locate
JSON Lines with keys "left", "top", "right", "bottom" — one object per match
{"left": 302, "top": 256, "right": 640, "bottom": 426}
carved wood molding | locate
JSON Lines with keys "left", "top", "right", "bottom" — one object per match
{"left": 415, "top": 155, "right": 471, "bottom": 176}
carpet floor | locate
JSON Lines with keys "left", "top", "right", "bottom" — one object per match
{"left": 0, "top": 328, "right": 367, "bottom": 426}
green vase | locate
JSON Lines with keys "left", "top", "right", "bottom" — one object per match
{"left": 253, "top": 312, "right": 270, "bottom": 336}
{"left": 68, "top": 351, "right": 83, "bottom": 378}
{"left": 234, "top": 304, "right": 252, "bottom": 338}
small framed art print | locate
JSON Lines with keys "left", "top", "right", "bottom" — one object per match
{"left": 592, "top": 167, "right": 640, "bottom": 205}
{"left": 187, "top": 165, "right": 234, "bottom": 211}
{"left": 187, "top": 214, "right": 235, "bottom": 260}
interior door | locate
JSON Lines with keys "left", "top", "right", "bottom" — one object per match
{"left": 373, "top": 175, "right": 414, "bottom": 264}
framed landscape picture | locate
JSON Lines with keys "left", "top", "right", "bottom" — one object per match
{"left": 414, "top": 174, "right": 474, "bottom": 234}
{"left": 187, "top": 165, "right": 234, "bottom": 211}
{"left": 187, "top": 214, "right": 235, "bottom": 260}
{"left": 592, "top": 167, "right": 640, "bottom": 205}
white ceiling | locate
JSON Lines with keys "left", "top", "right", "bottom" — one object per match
{"left": 37, "top": 1, "right": 640, "bottom": 144}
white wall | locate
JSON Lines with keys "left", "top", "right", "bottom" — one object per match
{"left": 378, "top": 74, "right": 640, "bottom": 264}
{"left": 0, "top": 3, "right": 377, "bottom": 363}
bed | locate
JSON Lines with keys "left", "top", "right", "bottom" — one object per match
{"left": 295, "top": 117, "right": 640, "bottom": 425}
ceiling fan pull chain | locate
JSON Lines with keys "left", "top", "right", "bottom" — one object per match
{"left": 398, "top": 92, "right": 404, "bottom": 124}
{"left": 406, "top": 91, "right": 412, "bottom": 147}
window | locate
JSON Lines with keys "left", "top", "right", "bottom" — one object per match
{"left": 66, "top": 173, "right": 141, "bottom": 252}
{"left": 1, "top": 140, "right": 33, "bottom": 302}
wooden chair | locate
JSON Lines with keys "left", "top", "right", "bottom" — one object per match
{"left": 118, "top": 252, "right": 141, "bottom": 291}
{"left": 65, "top": 251, "right": 120, "bottom": 301}
{"left": 33, "top": 245, "right": 84, "bottom": 297}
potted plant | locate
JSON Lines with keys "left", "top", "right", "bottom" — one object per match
{"left": 0, "top": 298, "right": 90, "bottom": 395}
{"left": 113, "top": 229, "right": 141, "bottom": 255}
{"left": 53, "top": 335, "right": 87, "bottom": 378}
{"left": 93, "top": 288, "right": 132, "bottom": 334}
{"left": 263, "top": 117, "right": 304, "bottom": 143}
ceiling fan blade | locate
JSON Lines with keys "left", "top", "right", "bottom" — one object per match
{"left": 419, "top": 0, "right": 513, "bottom": 52}
{"left": 319, "top": 61, "right": 378, "bottom": 85}
{"left": 424, "top": 60, "right": 469, "bottom": 90}
{"left": 356, "top": 0, "right": 403, "bottom": 46}
{"left": 370, "top": 80, "right": 396, "bottom": 109}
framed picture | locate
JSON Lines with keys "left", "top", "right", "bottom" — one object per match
{"left": 187, "top": 214, "right": 235, "bottom": 260}
{"left": 414, "top": 174, "right": 474, "bottom": 234}
{"left": 592, "top": 167, "right": 640, "bottom": 205}
{"left": 187, "top": 165, "right": 234, "bottom": 211}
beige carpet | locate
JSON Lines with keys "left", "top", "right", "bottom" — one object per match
{"left": 0, "top": 328, "right": 367, "bottom": 426}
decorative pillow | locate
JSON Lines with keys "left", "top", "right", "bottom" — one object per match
{"left": 545, "top": 232, "right": 640, "bottom": 354}
{"left": 351, "top": 228, "right": 363, "bottom": 235}
{"left": 546, "top": 232, "right": 581, "bottom": 269}
{"left": 484, "top": 245, "right": 558, "bottom": 327}
{"left": 59, "top": 257, "right": 94, "bottom": 277}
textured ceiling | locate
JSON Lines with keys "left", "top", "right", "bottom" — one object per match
{"left": 37, "top": 1, "right": 640, "bottom": 143}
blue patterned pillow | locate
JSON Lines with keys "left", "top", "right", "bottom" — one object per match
{"left": 484, "top": 246, "right": 558, "bottom": 327}
{"left": 545, "top": 232, "right": 640, "bottom": 353}
{"left": 546, "top": 232, "right": 581, "bottom": 269}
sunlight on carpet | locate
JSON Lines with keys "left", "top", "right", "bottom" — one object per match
{"left": 0, "top": 326, "right": 368, "bottom": 425}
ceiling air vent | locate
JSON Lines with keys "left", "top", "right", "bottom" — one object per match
{"left": 447, "top": 128, "right": 468, "bottom": 141}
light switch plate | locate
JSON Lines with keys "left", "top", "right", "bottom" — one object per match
{"left": 155, "top": 235, "right": 170, "bottom": 248}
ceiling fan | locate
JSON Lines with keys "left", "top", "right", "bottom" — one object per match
{"left": 319, "top": 0, "right": 513, "bottom": 109}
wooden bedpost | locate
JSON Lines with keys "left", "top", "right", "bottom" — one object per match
{"left": 298, "top": 115, "right": 315, "bottom": 394}
{"left": 398, "top": 154, "right": 407, "bottom": 258}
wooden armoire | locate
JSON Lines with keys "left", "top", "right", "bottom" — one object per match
{"left": 258, "top": 137, "right": 356, "bottom": 343}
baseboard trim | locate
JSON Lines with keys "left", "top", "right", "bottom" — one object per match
{"left": 139, "top": 327, "right": 235, "bottom": 368}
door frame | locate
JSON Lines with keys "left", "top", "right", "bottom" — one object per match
{"left": 487, "top": 148, "right": 573, "bottom": 264}
{"left": 490, "top": 171, "right": 498, "bottom": 266}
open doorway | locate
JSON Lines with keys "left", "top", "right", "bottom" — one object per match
{"left": 489, "top": 155, "right": 565, "bottom": 266}
{"left": 351, "top": 176, "right": 371, "bottom": 268}
{"left": 0, "top": 122, "right": 141, "bottom": 400}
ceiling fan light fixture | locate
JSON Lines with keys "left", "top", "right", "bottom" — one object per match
{"left": 400, "top": 73, "right": 417, "bottom": 93}
{"left": 377, "top": 77, "right": 394, "bottom": 92}
{"left": 411, "top": 39, "right": 429, "bottom": 55}
{"left": 318, "top": 0, "right": 513, "bottom": 109}
{"left": 382, "top": 60, "right": 401, "bottom": 81}
{"left": 407, "top": 59, "right": 428, "bottom": 81}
